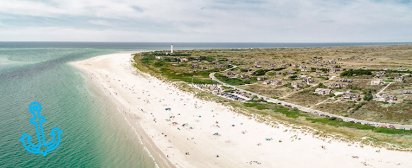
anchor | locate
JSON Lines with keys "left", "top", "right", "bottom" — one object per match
{"left": 19, "top": 102, "right": 62, "bottom": 156}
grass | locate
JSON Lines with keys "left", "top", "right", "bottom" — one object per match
{"left": 141, "top": 51, "right": 412, "bottom": 135}
{"left": 274, "top": 106, "right": 301, "bottom": 118}
{"left": 137, "top": 52, "right": 412, "bottom": 135}
{"left": 306, "top": 117, "right": 412, "bottom": 135}
{"left": 159, "top": 68, "right": 216, "bottom": 84}
{"left": 243, "top": 100, "right": 412, "bottom": 135}
{"left": 284, "top": 88, "right": 328, "bottom": 107}
{"left": 354, "top": 100, "right": 412, "bottom": 124}
{"left": 239, "top": 84, "right": 288, "bottom": 98}
{"left": 215, "top": 73, "right": 256, "bottom": 85}
{"left": 138, "top": 54, "right": 217, "bottom": 84}
{"left": 244, "top": 102, "right": 270, "bottom": 110}
{"left": 384, "top": 79, "right": 394, "bottom": 83}
{"left": 133, "top": 51, "right": 412, "bottom": 149}
{"left": 244, "top": 101, "right": 300, "bottom": 118}
{"left": 252, "top": 69, "right": 272, "bottom": 76}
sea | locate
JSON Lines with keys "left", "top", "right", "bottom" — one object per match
{"left": 0, "top": 42, "right": 408, "bottom": 167}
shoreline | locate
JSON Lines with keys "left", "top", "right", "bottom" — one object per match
{"left": 70, "top": 52, "right": 173, "bottom": 168}
{"left": 70, "top": 52, "right": 412, "bottom": 168}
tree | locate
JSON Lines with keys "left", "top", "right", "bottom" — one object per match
{"left": 363, "top": 90, "right": 373, "bottom": 101}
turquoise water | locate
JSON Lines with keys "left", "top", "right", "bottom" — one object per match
{"left": 0, "top": 42, "right": 409, "bottom": 167}
{"left": 0, "top": 48, "right": 157, "bottom": 167}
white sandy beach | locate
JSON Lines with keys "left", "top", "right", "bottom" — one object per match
{"left": 71, "top": 52, "right": 412, "bottom": 168}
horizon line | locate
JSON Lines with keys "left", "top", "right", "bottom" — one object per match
{"left": 0, "top": 41, "right": 411, "bottom": 44}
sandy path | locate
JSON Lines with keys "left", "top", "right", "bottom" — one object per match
{"left": 71, "top": 52, "right": 412, "bottom": 168}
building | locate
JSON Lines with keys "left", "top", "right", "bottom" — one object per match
{"left": 342, "top": 91, "right": 361, "bottom": 101}
{"left": 403, "top": 90, "right": 412, "bottom": 94}
{"left": 240, "top": 74, "right": 250, "bottom": 79}
{"left": 256, "top": 77, "right": 267, "bottom": 81}
{"left": 314, "top": 88, "right": 332, "bottom": 95}
{"left": 299, "top": 66, "right": 310, "bottom": 72}
{"left": 328, "top": 83, "right": 347, "bottom": 89}
{"left": 370, "top": 79, "right": 383, "bottom": 86}
{"left": 280, "top": 64, "right": 288, "bottom": 68}
{"left": 262, "top": 79, "right": 283, "bottom": 86}
{"left": 375, "top": 71, "right": 385, "bottom": 78}
{"left": 269, "top": 63, "right": 276, "bottom": 68}
{"left": 317, "top": 73, "right": 329, "bottom": 77}
{"left": 337, "top": 78, "right": 353, "bottom": 83}
{"left": 330, "top": 67, "right": 341, "bottom": 73}
{"left": 291, "top": 82, "right": 305, "bottom": 90}
{"left": 327, "top": 60, "right": 337, "bottom": 64}
{"left": 288, "top": 70, "right": 297, "bottom": 74}
{"left": 254, "top": 61, "right": 262, "bottom": 68}
{"left": 376, "top": 93, "right": 397, "bottom": 103}
{"left": 302, "top": 76, "right": 315, "bottom": 84}
{"left": 179, "top": 58, "right": 189, "bottom": 62}
{"left": 226, "top": 71, "right": 237, "bottom": 78}
{"left": 170, "top": 44, "right": 174, "bottom": 54}
{"left": 395, "top": 76, "right": 405, "bottom": 82}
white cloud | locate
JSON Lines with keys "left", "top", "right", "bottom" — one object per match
{"left": 0, "top": 0, "right": 411, "bottom": 42}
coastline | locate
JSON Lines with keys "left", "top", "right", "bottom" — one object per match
{"left": 70, "top": 52, "right": 412, "bottom": 168}
{"left": 70, "top": 52, "right": 173, "bottom": 168}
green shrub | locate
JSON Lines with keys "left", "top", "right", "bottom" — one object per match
{"left": 341, "top": 69, "right": 372, "bottom": 77}
{"left": 363, "top": 90, "right": 373, "bottom": 101}
{"left": 289, "top": 75, "right": 298, "bottom": 80}
{"left": 215, "top": 73, "right": 252, "bottom": 85}
{"left": 252, "top": 69, "right": 270, "bottom": 76}
{"left": 306, "top": 117, "right": 412, "bottom": 134}
{"left": 153, "top": 61, "right": 166, "bottom": 67}
{"left": 141, "top": 56, "right": 155, "bottom": 64}
{"left": 318, "top": 83, "right": 326, "bottom": 88}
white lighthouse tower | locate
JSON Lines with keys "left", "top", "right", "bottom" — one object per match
{"left": 170, "top": 44, "right": 174, "bottom": 54}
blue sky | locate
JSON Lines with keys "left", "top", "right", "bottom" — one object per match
{"left": 0, "top": 0, "right": 411, "bottom": 42}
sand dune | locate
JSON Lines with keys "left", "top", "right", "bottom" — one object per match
{"left": 71, "top": 52, "right": 412, "bottom": 168}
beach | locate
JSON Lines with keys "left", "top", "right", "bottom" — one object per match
{"left": 71, "top": 52, "right": 412, "bottom": 168}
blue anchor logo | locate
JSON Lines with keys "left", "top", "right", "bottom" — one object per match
{"left": 19, "top": 102, "right": 62, "bottom": 156}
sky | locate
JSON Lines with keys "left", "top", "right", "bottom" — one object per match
{"left": 0, "top": 0, "right": 411, "bottom": 42}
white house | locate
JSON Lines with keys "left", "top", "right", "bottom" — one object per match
{"left": 370, "top": 79, "right": 383, "bottom": 85}
{"left": 314, "top": 88, "right": 332, "bottom": 95}
{"left": 395, "top": 76, "right": 405, "bottom": 82}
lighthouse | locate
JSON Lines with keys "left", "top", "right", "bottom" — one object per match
{"left": 170, "top": 44, "right": 174, "bottom": 54}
